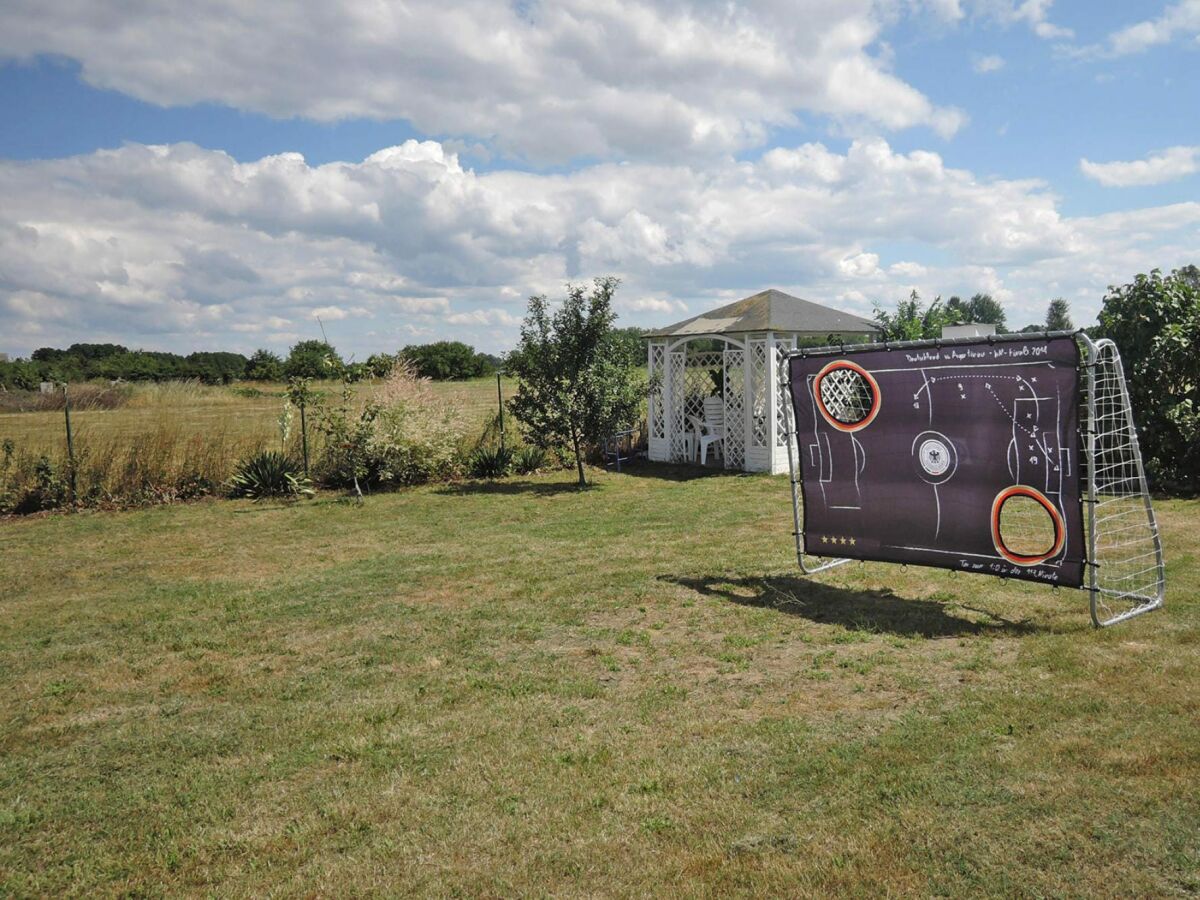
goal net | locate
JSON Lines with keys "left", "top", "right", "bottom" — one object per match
{"left": 781, "top": 332, "right": 1165, "bottom": 628}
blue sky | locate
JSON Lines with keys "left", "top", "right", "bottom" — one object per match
{"left": 1, "top": 0, "right": 1197, "bottom": 358}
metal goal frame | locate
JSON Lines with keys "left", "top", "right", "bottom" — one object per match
{"left": 780, "top": 331, "right": 1165, "bottom": 628}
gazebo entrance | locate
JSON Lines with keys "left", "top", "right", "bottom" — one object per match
{"left": 645, "top": 289, "right": 879, "bottom": 474}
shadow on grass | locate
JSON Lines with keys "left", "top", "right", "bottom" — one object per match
{"left": 608, "top": 461, "right": 753, "bottom": 482}
{"left": 661, "top": 574, "right": 1039, "bottom": 638}
{"left": 435, "top": 479, "right": 591, "bottom": 497}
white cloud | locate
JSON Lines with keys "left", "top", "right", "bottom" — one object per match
{"left": 1, "top": 138, "right": 1197, "bottom": 355}
{"left": 1104, "top": 0, "right": 1200, "bottom": 56}
{"left": 619, "top": 296, "right": 689, "bottom": 314}
{"left": 921, "top": 0, "right": 965, "bottom": 22}
{"left": 1080, "top": 146, "right": 1200, "bottom": 187}
{"left": 0, "top": 0, "right": 964, "bottom": 163}
{"left": 973, "top": 0, "right": 1071, "bottom": 39}
{"left": 1064, "top": 0, "right": 1200, "bottom": 59}
{"left": 972, "top": 53, "right": 1005, "bottom": 73}
{"left": 445, "top": 308, "right": 521, "bottom": 327}
{"left": 839, "top": 252, "right": 881, "bottom": 277}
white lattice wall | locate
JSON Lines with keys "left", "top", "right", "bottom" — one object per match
{"left": 723, "top": 348, "right": 745, "bottom": 469}
{"left": 648, "top": 331, "right": 800, "bottom": 474}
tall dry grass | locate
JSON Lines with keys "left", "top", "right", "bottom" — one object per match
{"left": 0, "top": 375, "right": 509, "bottom": 513}
{"left": 0, "top": 387, "right": 315, "bottom": 513}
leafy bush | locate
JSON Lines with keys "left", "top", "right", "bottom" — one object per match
{"left": 873, "top": 289, "right": 961, "bottom": 341}
{"left": 1097, "top": 266, "right": 1200, "bottom": 493}
{"left": 284, "top": 340, "right": 343, "bottom": 379}
{"left": 470, "top": 446, "right": 514, "bottom": 478}
{"left": 400, "top": 341, "right": 497, "bottom": 381}
{"left": 8, "top": 456, "right": 69, "bottom": 514}
{"left": 512, "top": 445, "right": 547, "bottom": 474}
{"left": 228, "top": 451, "right": 313, "bottom": 501}
{"left": 313, "top": 360, "right": 468, "bottom": 493}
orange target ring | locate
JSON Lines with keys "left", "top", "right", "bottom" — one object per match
{"left": 990, "top": 485, "right": 1065, "bottom": 566}
{"left": 813, "top": 359, "right": 881, "bottom": 432}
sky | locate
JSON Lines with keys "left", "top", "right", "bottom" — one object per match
{"left": 0, "top": 0, "right": 1198, "bottom": 360}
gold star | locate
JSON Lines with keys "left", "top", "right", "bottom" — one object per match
{"left": 821, "top": 535, "right": 829, "bottom": 544}
{"left": 849, "top": 537, "right": 856, "bottom": 546}
{"left": 840, "top": 536, "right": 848, "bottom": 545}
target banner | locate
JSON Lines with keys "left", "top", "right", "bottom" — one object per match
{"left": 787, "top": 335, "right": 1085, "bottom": 587}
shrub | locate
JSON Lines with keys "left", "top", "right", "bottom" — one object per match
{"left": 512, "top": 445, "right": 547, "bottom": 474}
{"left": 11, "top": 456, "right": 69, "bottom": 514}
{"left": 313, "top": 359, "right": 468, "bottom": 492}
{"left": 1097, "top": 266, "right": 1200, "bottom": 492}
{"left": 470, "top": 446, "right": 513, "bottom": 478}
{"left": 400, "top": 341, "right": 495, "bottom": 380}
{"left": 228, "top": 451, "right": 313, "bottom": 501}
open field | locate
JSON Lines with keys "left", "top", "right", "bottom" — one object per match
{"left": 0, "top": 377, "right": 516, "bottom": 510}
{"left": 0, "top": 377, "right": 511, "bottom": 453}
{"left": 1, "top": 467, "right": 1197, "bottom": 895}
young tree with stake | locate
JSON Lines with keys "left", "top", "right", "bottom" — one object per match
{"left": 507, "top": 277, "right": 644, "bottom": 487}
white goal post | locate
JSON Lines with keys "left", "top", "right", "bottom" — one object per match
{"left": 780, "top": 331, "right": 1166, "bottom": 628}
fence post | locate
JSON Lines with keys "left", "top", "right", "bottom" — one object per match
{"left": 63, "top": 384, "right": 77, "bottom": 501}
{"left": 496, "top": 371, "right": 506, "bottom": 452}
{"left": 299, "top": 397, "right": 310, "bottom": 477}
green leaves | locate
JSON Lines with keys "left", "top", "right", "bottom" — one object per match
{"left": 507, "top": 277, "right": 644, "bottom": 486}
{"left": 1097, "top": 266, "right": 1200, "bottom": 492}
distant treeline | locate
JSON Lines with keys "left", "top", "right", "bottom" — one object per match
{"left": 0, "top": 327, "right": 649, "bottom": 390}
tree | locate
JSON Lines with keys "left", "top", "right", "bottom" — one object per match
{"left": 365, "top": 353, "right": 396, "bottom": 379}
{"left": 246, "top": 349, "right": 285, "bottom": 381}
{"left": 285, "top": 340, "right": 343, "bottom": 379}
{"left": 1045, "top": 298, "right": 1073, "bottom": 331}
{"left": 507, "top": 277, "right": 644, "bottom": 487}
{"left": 606, "top": 326, "right": 648, "bottom": 369}
{"left": 400, "top": 341, "right": 493, "bottom": 380}
{"left": 947, "top": 293, "right": 1008, "bottom": 331}
{"left": 1097, "top": 266, "right": 1200, "bottom": 492}
{"left": 873, "top": 290, "right": 960, "bottom": 341}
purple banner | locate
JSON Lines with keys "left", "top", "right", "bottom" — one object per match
{"left": 788, "top": 335, "right": 1084, "bottom": 587}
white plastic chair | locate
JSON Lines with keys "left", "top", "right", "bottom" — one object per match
{"left": 688, "top": 396, "right": 725, "bottom": 465}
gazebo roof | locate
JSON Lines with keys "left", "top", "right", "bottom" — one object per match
{"left": 646, "top": 288, "right": 878, "bottom": 338}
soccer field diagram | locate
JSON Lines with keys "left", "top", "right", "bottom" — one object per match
{"left": 786, "top": 335, "right": 1086, "bottom": 587}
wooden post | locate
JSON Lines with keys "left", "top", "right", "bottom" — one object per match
{"left": 63, "top": 384, "right": 77, "bottom": 500}
{"left": 496, "top": 371, "right": 506, "bottom": 452}
{"left": 299, "top": 398, "right": 309, "bottom": 477}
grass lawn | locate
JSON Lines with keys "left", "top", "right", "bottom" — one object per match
{"left": 1, "top": 467, "right": 1196, "bottom": 895}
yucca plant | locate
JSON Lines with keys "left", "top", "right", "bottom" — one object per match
{"left": 469, "top": 445, "right": 513, "bottom": 478}
{"left": 512, "top": 445, "right": 547, "bottom": 475}
{"left": 228, "top": 450, "right": 313, "bottom": 501}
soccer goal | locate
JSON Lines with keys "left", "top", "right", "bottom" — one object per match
{"left": 780, "top": 331, "right": 1165, "bottom": 628}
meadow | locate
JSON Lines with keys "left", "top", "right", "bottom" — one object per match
{"left": 0, "top": 466, "right": 1196, "bottom": 896}
{"left": 0, "top": 378, "right": 513, "bottom": 510}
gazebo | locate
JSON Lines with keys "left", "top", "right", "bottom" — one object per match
{"left": 645, "top": 289, "right": 879, "bottom": 474}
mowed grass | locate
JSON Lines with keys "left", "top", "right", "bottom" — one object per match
{"left": 1, "top": 468, "right": 1197, "bottom": 896}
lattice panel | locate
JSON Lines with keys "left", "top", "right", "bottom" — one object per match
{"left": 649, "top": 343, "right": 665, "bottom": 440}
{"left": 775, "top": 345, "right": 790, "bottom": 446}
{"left": 818, "top": 368, "right": 874, "bottom": 425}
{"left": 668, "top": 350, "right": 687, "bottom": 462}
{"left": 723, "top": 348, "right": 745, "bottom": 469}
{"left": 682, "top": 351, "right": 722, "bottom": 464}
{"left": 749, "top": 340, "right": 768, "bottom": 448}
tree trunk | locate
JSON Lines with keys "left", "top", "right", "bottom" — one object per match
{"left": 572, "top": 430, "right": 586, "bottom": 487}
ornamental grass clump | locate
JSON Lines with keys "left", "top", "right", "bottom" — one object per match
{"left": 469, "top": 445, "right": 513, "bottom": 478}
{"left": 314, "top": 359, "right": 468, "bottom": 493}
{"left": 228, "top": 450, "right": 312, "bottom": 501}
